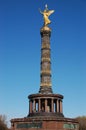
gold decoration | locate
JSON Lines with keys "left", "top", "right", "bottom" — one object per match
{"left": 41, "top": 70, "right": 51, "bottom": 75}
{"left": 41, "top": 58, "right": 51, "bottom": 62}
{"left": 39, "top": 4, "right": 54, "bottom": 26}
{"left": 40, "top": 83, "right": 52, "bottom": 87}
{"left": 42, "top": 43, "right": 50, "bottom": 49}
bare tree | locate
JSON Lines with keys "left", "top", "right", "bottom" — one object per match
{"left": 76, "top": 116, "right": 86, "bottom": 130}
{"left": 0, "top": 115, "right": 9, "bottom": 130}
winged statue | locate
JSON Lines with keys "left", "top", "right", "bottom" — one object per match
{"left": 39, "top": 4, "right": 54, "bottom": 26}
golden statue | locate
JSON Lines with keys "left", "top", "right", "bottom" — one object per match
{"left": 39, "top": 4, "right": 54, "bottom": 26}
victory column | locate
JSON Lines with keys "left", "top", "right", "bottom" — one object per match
{"left": 11, "top": 5, "right": 79, "bottom": 130}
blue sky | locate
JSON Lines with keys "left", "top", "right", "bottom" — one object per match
{"left": 0, "top": 0, "right": 86, "bottom": 127}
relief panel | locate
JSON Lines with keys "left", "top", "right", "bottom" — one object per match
{"left": 41, "top": 62, "right": 50, "bottom": 70}
{"left": 41, "top": 49, "right": 50, "bottom": 58}
{"left": 41, "top": 76, "right": 51, "bottom": 83}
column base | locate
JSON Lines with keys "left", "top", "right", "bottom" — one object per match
{"left": 28, "top": 112, "right": 64, "bottom": 117}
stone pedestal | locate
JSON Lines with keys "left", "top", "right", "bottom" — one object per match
{"left": 11, "top": 117, "right": 79, "bottom": 130}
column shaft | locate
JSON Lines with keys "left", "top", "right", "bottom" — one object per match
{"left": 38, "top": 99, "right": 41, "bottom": 112}
{"left": 56, "top": 99, "right": 59, "bottom": 112}
{"left": 29, "top": 100, "right": 33, "bottom": 113}
{"left": 33, "top": 99, "right": 36, "bottom": 112}
{"left": 51, "top": 99, "right": 54, "bottom": 112}
{"left": 39, "top": 27, "right": 52, "bottom": 94}
{"left": 45, "top": 99, "right": 47, "bottom": 112}
{"left": 60, "top": 100, "right": 63, "bottom": 113}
